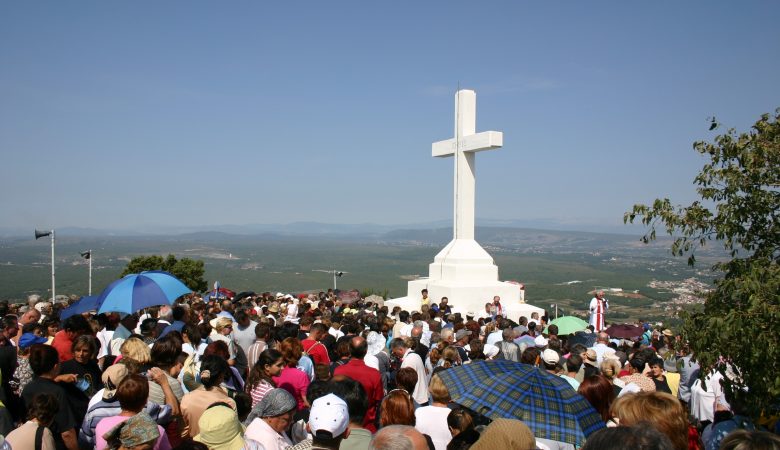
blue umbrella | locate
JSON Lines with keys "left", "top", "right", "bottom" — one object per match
{"left": 96, "top": 271, "right": 191, "bottom": 314}
{"left": 60, "top": 295, "right": 100, "bottom": 320}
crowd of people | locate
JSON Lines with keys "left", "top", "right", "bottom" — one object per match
{"left": 0, "top": 290, "right": 777, "bottom": 450}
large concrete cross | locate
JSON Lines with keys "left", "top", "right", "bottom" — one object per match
{"left": 432, "top": 89, "right": 503, "bottom": 240}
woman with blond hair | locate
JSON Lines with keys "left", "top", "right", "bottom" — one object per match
{"left": 415, "top": 374, "right": 452, "bottom": 450}
{"left": 438, "top": 346, "right": 461, "bottom": 370}
{"left": 600, "top": 357, "right": 625, "bottom": 396}
{"left": 208, "top": 316, "right": 237, "bottom": 365}
{"left": 611, "top": 391, "right": 698, "bottom": 450}
{"left": 120, "top": 336, "right": 151, "bottom": 368}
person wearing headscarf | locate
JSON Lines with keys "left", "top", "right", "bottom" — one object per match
{"left": 102, "top": 411, "right": 165, "bottom": 450}
{"left": 244, "top": 388, "right": 296, "bottom": 450}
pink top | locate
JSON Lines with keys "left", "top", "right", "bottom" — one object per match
{"left": 273, "top": 367, "right": 309, "bottom": 410}
{"left": 94, "top": 415, "right": 171, "bottom": 450}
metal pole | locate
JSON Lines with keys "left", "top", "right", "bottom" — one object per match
{"left": 51, "top": 230, "right": 56, "bottom": 301}
{"left": 88, "top": 250, "right": 92, "bottom": 296}
{"left": 333, "top": 271, "right": 337, "bottom": 291}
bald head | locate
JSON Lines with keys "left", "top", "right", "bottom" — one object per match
{"left": 20, "top": 308, "right": 41, "bottom": 326}
{"left": 350, "top": 336, "right": 368, "bottom": 359}
{"left": 370, "top": 425, "right": 428, "bottom": 450}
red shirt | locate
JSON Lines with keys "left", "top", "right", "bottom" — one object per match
{"left": 51, "top": 330, "right": 74, "bottom": 362}
{"left": 301, "top": 339, "right": 330, "bottom": 365}
{"left": 334, "top": 357, "right": 384, "bottom": 432}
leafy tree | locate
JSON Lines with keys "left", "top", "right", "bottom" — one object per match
{"left": 625, "top": 109, "right": 779, "bottom": 416}
{"left": 121, "top": 254, "right": 208, "bottom": 292}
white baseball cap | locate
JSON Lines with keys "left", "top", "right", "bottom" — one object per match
{"left": 541, "top": 349, "right": 560, "bottom": 365}
{"left": 309, "top": 394, "right": 349, "bottom": 438}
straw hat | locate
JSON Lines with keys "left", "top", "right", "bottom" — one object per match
{"left": 195, "top": 404, "right": 246, "bottom": 450}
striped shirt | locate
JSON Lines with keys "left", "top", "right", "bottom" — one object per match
{"left": 248, "top": 379, "right": 275, "bottom": 408}
{"left": 246, "top": 339, "right": 268, "bottom": 370}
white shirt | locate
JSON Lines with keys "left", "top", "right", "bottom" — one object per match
{"left": 592, "top": 343, "right": 611, "bottom": 365}
{"left": 329, "top": 327, "right": 345, "bottom": 340}
{"left": 415, "top": 405, "right": 452, "bottom": 450}
{"left": 96, "top": 328, "right": 114, "bottom": 359}
{"left": 364, "top": 353, "right": 379, "bottom": 371}
{"left": 690, "top": 370, "right": 726, "bottom": 423}
{"left": 476, "top": 309, "right": 492, "bottom": 321}
{"left": 245, "top": 417, "right": 294, "bottom": 450}
{"left": 486, "top": 330, "right": 503, "bottom": 346}
{"left": 401, "top": 349, "right": 429, "bottom": 405}
{"left": 109, "top": 324, "right": 133, "bottom": 356}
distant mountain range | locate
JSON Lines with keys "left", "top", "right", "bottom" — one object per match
{"left": 1, "top": 218, "right": 646, "bottom": 239}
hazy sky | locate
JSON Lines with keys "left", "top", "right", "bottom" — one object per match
{"left": 2, "top": 2, "right": 778, "bottom": 233}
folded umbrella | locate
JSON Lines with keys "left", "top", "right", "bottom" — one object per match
{"left": 437, "top": 360, "right": 604, "bottom": 446}
{"left": 96, "top": 271, "right": 191, "bottom": 315}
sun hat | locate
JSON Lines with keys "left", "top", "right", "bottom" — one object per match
{"left": 194, "top": 404, "right": 246, "bottom": 450}
{"left": 618, "top": 382, "right": 641, "bottom": 398}
{"left": 455, "top": 329, "right": 471, "bottom": 341}
{"left": 18, "top": 332, "right": 47, "bottom": 349}
{"left": 366, "top": 331, "right": 385, "bottom": 356}
{"left": 102, "top": 412, "right": 159, "bottom": 448}
{"left": 541, "top": 349, "right": 560, "bottom": 365}
{"left": 534, "top": 335, "right": 548, "bottom": 347}
{"left": 584, "top": 349, "right": 598, "bottom": 365}
{"left": 603, "top": 349, "right": 620, "bottom": 362}
{"left": 662, "top": 329, "right": 673, "bottom": 337}
{"left": 102, "top": 364, "right": 130, "bottom": 400}
{"left": 268, "top": 302, "right": 280, "bottom": 313}
{"left": 309, "top": 393, "right": 349, "bottom": 438}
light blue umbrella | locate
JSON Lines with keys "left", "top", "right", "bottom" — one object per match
{"left": 60, "top": 295, "right": 100, "bottom": 320}
{"left": 96, "top": 271, "right": 191, "bottom": 314}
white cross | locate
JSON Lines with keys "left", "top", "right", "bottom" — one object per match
{"left": 432, "top": 89, "right": 503, "bottom": 240}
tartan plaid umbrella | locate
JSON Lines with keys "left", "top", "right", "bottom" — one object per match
{"left": 436, "top": 360, "right": 604, "bottom": 446}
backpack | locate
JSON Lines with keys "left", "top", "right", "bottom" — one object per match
{"left": 302, "top": 341, "right": 323, "bottom": 365}
{"left": 181, "top": 352, "right": 201, "bottom": 392}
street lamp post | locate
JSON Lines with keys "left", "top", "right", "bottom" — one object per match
{"left": 313, "top": 269, "right": 346, "bottom": 291}
{"left": 81, "top": 250, "right": 92, "bottom": 295}
{"left": 35, "top": 229, "right": 55, "bottom": 301}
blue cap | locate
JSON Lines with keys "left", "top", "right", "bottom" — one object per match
{"left": 18, "top": 332, "right": 47, "bottom": 349}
